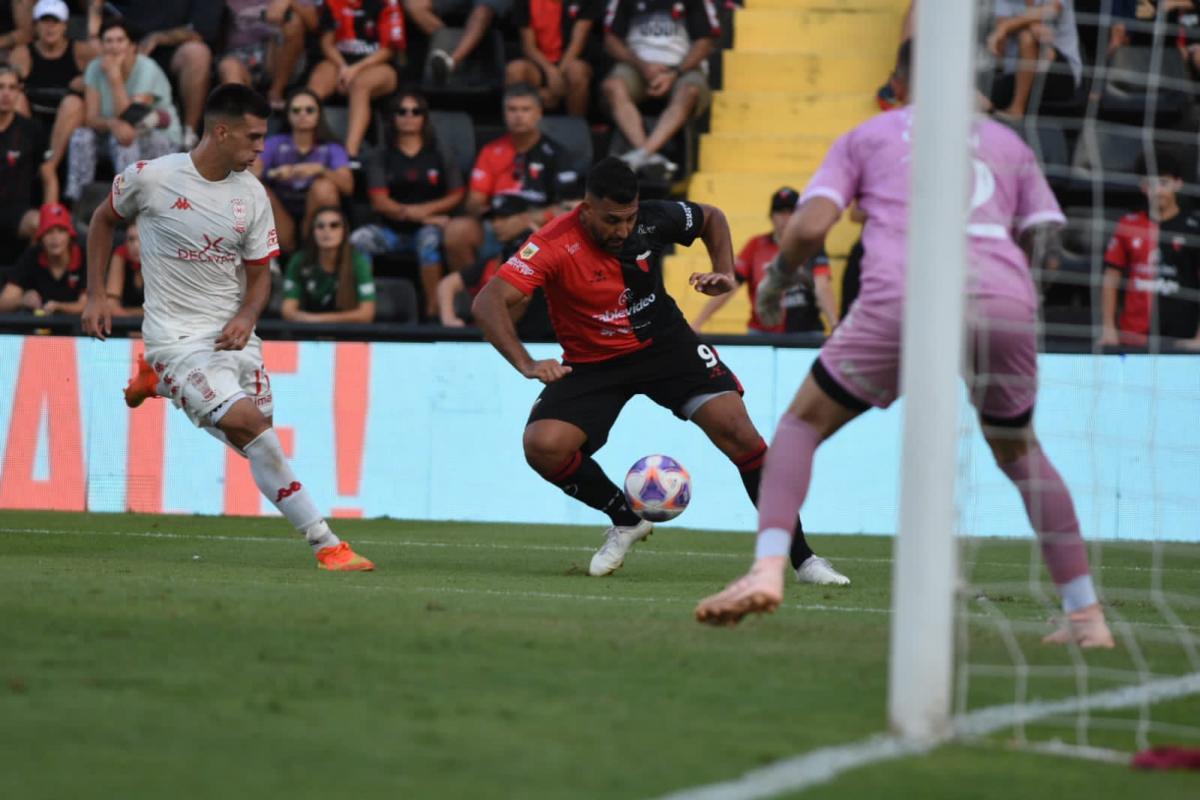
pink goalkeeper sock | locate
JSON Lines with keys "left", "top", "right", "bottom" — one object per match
{"left": 998, "top": 447, "right": 1092, "bottom": 588}
{"left": 756, "top": 414, "right": 823, "bottom": 558}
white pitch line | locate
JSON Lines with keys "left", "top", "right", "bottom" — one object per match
{"left": 1, "top": 526, "right": 1195, "bottom": 573}
{"left": 654, "top": 672, "right": 1200, "bottom": 800}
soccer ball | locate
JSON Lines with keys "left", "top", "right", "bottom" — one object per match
{"left": 623, "top": 455, "right": 691, "bottom": 522}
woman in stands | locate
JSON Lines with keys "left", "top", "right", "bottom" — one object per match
{"left": 306, "top": 0, "right": 405, "bottom": 164}
{"left": 281, "top": 206, "right": 378, "bottom": 323}
{"left": 254, "top": 87, "right": 353, "bottom": 254}
{"left": 105, "top": 221, "right": 145, "bottom": 318}
{"left": 10, "top": 0, "right": 101, "bottom": 205}
{"left": 349, "top": 90, "right": 463, "bottom": 321}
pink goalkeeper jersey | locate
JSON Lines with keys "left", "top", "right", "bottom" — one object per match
{"left": 801, "top": 107, "right": 1065, "bottom": 311}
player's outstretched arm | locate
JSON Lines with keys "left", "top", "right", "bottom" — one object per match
{"left": 82, "top": 195, "right": 121, "bottom": 340}
{"left": 473, "top": 277, "right": 570, "bottom": 384}
{"left": 688, "top": 203, "right": 738, "bottom": 296}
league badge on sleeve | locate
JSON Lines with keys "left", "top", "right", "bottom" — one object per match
{"left": 520, "top": 242, "right": 540, "bottom": 260}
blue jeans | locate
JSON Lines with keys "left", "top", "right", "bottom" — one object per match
{"left": 350, "top": 223, "right": 443, "bottom": 265}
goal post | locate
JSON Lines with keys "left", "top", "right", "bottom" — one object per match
{"left": 888, "top": 0, "right": 980, "bottom": 741}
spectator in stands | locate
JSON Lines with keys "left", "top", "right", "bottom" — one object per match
{"left": 0, "top": 202, "right": 86, "bottom": 315}
{"left": 348, "top": 90, "right": 462, "bottom": 320}
{"left": 0, "top": 0, "right": 33, "bottom": 62}
{"left": 307, "top": 0, "right": 405, "bottom": 163}
{"left": 281, "top": 206, "right": 378, "bottom": 323}
{"left": 105, "top": 221, "right": 145, "bottom": 317}
{"left": 64, "top": 18, "right": 181, "bottom": 203}
{"left": 408, "top": 0, "right": 510, "bottom": 85}
{"left": 0, "top": 64, "right": 40, "bottom": 267}
{"left": 218, "top": 1, "right": 309, "bottom": 111}
{"left": 876, "top": 2, "right": 914, "bottom": 111}
{"left": 984, "top": 0, "right": 1082, "bottom": 122}
{"left": 1101, "top": 152, "right": 1200, "bottom": 350}
{"left": 108, "top": 1, "right": 222, "bottom": 150}
{"left": 443, "top": 83, "right": 575, "bottom": 277}
{"left": 253, "top": 87, "right": 352, "bottom": 253}
{"left": 12, "top": 0, "right": 102, "bottom": 205}
{"left": 690, "top": 187, "right": 838, "bottom": 335}
{"left": 602, "top": 0, "right": 719, "bottom": 177}
{"left": 1108, "top": 1, "right": 1200, "bottom": 73}
{"left": 438, "top": 193, "right": 553, "bottom": 336}
{"left": 505, "top": 0, "right": 599, "bottom": 116}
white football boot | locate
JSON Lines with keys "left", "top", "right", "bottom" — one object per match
{"left": 794, "top": 555, "right": 851, "bottom": 586}
{"left": 588, "top": 519, "right": 654, "bottom": 576}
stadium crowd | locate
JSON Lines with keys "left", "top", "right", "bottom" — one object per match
{"left": 0, "top": 0, "right": 1198, "bottom": 349}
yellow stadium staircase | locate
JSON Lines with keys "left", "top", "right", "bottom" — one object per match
{"left": 669, "top": 0, "right": 909, "bottom": 333}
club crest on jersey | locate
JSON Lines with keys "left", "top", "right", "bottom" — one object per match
{"left": 112, "top": 173, "right": 124, "bottom": 196}
{"left": 6, "top": 149, "right": 19, "bottom": 167}
{"left": 528, "top": 161, "right": 544, "bottom": 179}
{"left": 520, "top": 242, "right": 540, "bottom": 260}
{"left": 230, "top": 198, "right": 248, "bottom": 233}
{"left": 635, "top": 250, "right": 652, "bottom": 272}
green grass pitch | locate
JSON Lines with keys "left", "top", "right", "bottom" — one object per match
{"left": 1, "top": 511, "right": 1197, "bottom": 799}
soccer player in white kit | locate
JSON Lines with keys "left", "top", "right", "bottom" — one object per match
{"left": 695, "top": 43, "right": 1113, "bottom": 647}
{"left": 81, "top": 84, "right": 374, "bottom": 572}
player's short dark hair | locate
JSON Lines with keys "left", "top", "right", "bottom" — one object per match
{"left": 100, "top": 18, "right": 138, "bottom": 42}
{"left": 1135, "top": 150, "right": 1185, "bottom": 181}
{"left": 503, "top": 82, "right": 543, "bottom": 108}
{"left": 895, "top": 39, "right": 912, "bottom": 81}
{"left": 586, "top": 157, "right": 639, "bottom": 204}
{"left": 204, "top": 83, "right": 271, "bottom": 123}
{"left": 0, "top": 63, "right": 19, "bottom": 83}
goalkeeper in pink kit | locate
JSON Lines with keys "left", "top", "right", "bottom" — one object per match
{"left": 695, "top": 42, "right": 1113, "bottom": 648}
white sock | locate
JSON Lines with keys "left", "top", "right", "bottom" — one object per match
{"left": 755, "top": 527, "right": 791, "bottom": 559}
{"left": 243, "top": 429, "right": 340, "bottom": 553}
{"left": 1059, "top": 574, "right": 1098, "bottom": 614}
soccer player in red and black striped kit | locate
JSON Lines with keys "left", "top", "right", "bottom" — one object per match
{"left": 473, "top": 157, "right": 849, "bottom": 583}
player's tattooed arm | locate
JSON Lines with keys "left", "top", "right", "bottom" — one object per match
{"left": 473, "top": 278, "right": 570, "bottom": 384}
{"left": 778, "top": 197, "right": 840, "bottom": 277}
{"left": 1020, "top": 222, "right": 1063, "bottom": 280}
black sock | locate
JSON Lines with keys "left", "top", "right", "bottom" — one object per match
{"left": 735, "top": 448, "right": 815, "bottom": 569}
{"left": 548, "top": 452, "right": 642, "bottom": 527}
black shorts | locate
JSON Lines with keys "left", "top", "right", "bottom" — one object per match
{"left": 527, "top": 332, "right": 744, "bottom": 455}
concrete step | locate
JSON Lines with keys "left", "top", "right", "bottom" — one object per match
{"left": 699, "top": 132, "right": 836, "bottom": 173}
{"left": 722, "top": 50, "right": 893, "bottom": 93}
{"left": 734, "top": 8, "right": 903, "bottom": 52}
{"left": 709, "top": 91, "right": 877, "bottom": 136}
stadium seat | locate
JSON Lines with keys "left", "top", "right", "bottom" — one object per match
{"left": 539, "top": 116, "right": 593, "bottom": 177}
{"left": 1019, "top": 122, "right": 1072, "bottom": 186}
{"left": 1101, "top": 46, "right": 1190, "bottom": 122}
{"left": 420, "top": 28, "right": 506, "bottom": 102}
{"left": 374, "top": 277, "right": 419, "bottom": 324}
{"left": 323, "top": 105, "right": 350, "bottom": 144}
{"left": 430, "top": 110, "right": 477, "bottom": 181}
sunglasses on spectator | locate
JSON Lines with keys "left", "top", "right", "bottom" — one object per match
{"left": 289, "top": 105, "right": 318, "bottom": 114}
{"left": 315, "top": 220, "right": 343, "bottom": 230}
{"left": 394, "top": 106, "right": 425, "bottom": 117}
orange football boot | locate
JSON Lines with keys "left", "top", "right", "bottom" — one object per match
{"left": 124, "top": 354, "right": 161, "bottom": 408}
{"left": 316, "top": 542, "right": 375, "bottom": 572}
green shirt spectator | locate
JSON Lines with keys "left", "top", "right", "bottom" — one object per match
{"left": 280, "top": 206, "right": 377, "bottom": 323}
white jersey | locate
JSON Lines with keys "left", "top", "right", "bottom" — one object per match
{"left": 110, "top": 152, "right": 279, "bottom": 346}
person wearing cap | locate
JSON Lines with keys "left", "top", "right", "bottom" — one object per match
{"left": 11, "top": 0, "right": 103, "bottom": 205}
{"left": 436, "top": 192, "right": 551, "bottom": 338}
{"left": 690, "top": 187, "right": 839, "bottom": 335}
{"left": 349, "top": 90, "right": 463, "bottom": 320}
{"left": 0, "top": 202, "right": 87, "bottom": 314}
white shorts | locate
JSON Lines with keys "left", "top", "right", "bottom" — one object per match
{"left": 145, "top": 335, "right": 274, "bottom": 427}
